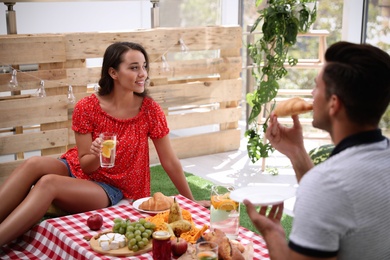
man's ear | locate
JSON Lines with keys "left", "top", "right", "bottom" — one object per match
{"left": 108, "top": 67, "right": 117, "bottom": 79}
{"left": 329, "top": 94, "right": 342, "bottom": 116}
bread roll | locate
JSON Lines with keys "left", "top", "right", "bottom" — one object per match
{"left": 138, "top": 192, "right": 174, "bottom": 211}
{"left": 273, "top": 97, "right": 313, "bottom": 117}
{"left": 203, "top": 229, "right": 245, "bottom": 260}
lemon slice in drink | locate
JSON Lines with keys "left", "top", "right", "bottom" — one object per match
{"left": 218, "top": 201, "right": 237, "bottom": 211}
{"left": 211, "top": 195, "right": 238, "bottom": 211}
{"left": 102, "top": 140, "right": 115, "bottom": 158}
{"left": 102, "top": 140, "right": 115, "bottom": 149}
{"left": 101, "top": 147, "right": 111, "bottom": 158}
{"left": 218, "top": 200, "right": 238, "bottom": 211}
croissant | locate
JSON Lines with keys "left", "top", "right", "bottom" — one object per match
{"left": 138, "top": 192, "right": 174, "bottom": 211}
{"left": 273, "top": 97, "right": 313, "bottom": 117}
{"left": 203, "top": 229, "right": 245, "bottom": 260}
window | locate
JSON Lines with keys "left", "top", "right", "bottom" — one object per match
{"left": 363, "top": 0, "right": 390, "bottom": 54}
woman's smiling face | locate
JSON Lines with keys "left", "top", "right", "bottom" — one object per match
{"left": 112, "top": 49, "right": 148, "bottom": 94}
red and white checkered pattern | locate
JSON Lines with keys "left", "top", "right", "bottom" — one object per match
{"left": 1, "top": 195, "right": 270, "bottom": 259}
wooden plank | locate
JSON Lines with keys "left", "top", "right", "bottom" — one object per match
{"left": 149, "top": 57, "right": 241, "bottom": 80}
{"left": 298, "top": 30, "right": 330, "bottom": 37}
{"left": 41, "top": 118, "right": 72, "bottom": 156}
{"left": 149, "top": 79, "right": 242, "bottom": 108}
{"left": 0, "top": 94, "right": 31, "bottom": 101}
{"left": 149, "top": 129, "right": 241, "bottom": 164}
{"left": 0, "top": 154, "right": 60, "bottom": 184}
{"left": 0, "top": 69, "right": 67, "bottom": 92}
{"left": 278, "top": 89, "right": 312, "bottom": 96}
{"left": 0, "top": 129, "right": 68, "bottom": 155}
{"left": 66, "top": 67, "right": 101, "bottom": 85}
{"left": 219, "top": 48, "right": 241, "bottom": 130}
{"left": 0, "top": 95, "right": 68, "bottom": 128}
{"left": 167, "top": 107, "right": 241, "bottom": 130}
{"left": 0, "top": 34, "right": 66, "bottom": 64}
{"left": 61, "top": 57, "right": 241, "bottom": 87}
{"left": 0, "top": 160, "right": 23, "bottom": 184}
{"left": 64, "top": 26, "right": 242, "bottom": 60}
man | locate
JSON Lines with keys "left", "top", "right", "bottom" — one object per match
{"left": 245, "top": 41, "right": 390, "bottom": 259}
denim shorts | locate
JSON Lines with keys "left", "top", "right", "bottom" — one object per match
{"left": 59, "top": 158, "right": 123, "bottom": 206}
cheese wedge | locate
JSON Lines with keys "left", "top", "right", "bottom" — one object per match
{"left": 98, "top": 233, "right": 127, "bottom": 251}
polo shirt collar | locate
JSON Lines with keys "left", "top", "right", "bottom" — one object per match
{"left": 330, "top": 129, "right": 385, "bottom": 157}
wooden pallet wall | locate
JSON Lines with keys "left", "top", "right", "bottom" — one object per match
{"left": 0, "top": 26, "right": 242, "bottom": 183}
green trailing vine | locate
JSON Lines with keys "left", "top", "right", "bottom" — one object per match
{"left": 245, "top": 0, "right": 317, "bottom": 163}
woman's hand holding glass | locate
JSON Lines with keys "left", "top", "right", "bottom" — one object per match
{"left": 90, "top": 137, "right": 102, "bottom": 157}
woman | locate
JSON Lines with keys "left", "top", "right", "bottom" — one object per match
{"left": 0, "top": 42, "right": 207, "bottom": 247}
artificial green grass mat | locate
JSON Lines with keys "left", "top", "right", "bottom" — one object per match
{"left": 150, "top": 165, "right": 293, "bottom": 240}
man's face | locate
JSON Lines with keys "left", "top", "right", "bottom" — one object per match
{"left": 312, "top": 67, "right": 331, "bottom": 132}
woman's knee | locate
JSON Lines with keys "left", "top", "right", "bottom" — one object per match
{"left": 20, "top": 156, "right": 67, "bottom": 175}
{"left": 19, "top": 156, "right": 48, "bottom": 172}
{"left": 20, "top": 156, "right": 41, "bottom": 167}
{"left": 33, "top": 174, "right": 63, "bottom": 194}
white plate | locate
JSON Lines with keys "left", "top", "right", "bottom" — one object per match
{"left": 132, "top": 197, "right": 171, "bottom": 214}
{"left": 230, "top": 184, "right": 296, "bottom": 206}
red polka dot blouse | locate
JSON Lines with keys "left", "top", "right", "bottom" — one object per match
{"left": 61, "top": 94, "right": 169, "bottom": 200}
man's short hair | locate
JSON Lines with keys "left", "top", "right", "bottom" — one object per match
{"left": 323, "top": 42, "right": 390, "bottom": 126}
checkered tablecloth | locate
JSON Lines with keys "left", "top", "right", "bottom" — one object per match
{"left": 1, "top": 195, "right": 269, "bottom": 259}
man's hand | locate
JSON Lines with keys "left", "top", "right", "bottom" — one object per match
{"left": 244, "top": 199, "right": 290, "bottom": 260}
{"left": 244, "top": 199, "right": 285, "bottom": 237}
{"left": 265, "top": 114, "right": 305, "bottom": 159}
{"left": 266, "top": 114, "right": 314, "bottom": 183}
{"left": 197, "top": 200, "right": 211, "bottom": 208}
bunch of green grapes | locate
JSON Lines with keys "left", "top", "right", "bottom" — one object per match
{"left": 112, "top": 217, "right": 156, "bottom": 252}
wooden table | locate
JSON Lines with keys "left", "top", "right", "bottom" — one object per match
{"left": 1, "top": 195, "right": 270, "bottom": 259}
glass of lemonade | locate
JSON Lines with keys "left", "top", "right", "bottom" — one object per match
{"left": 99, "top": 132, "right": 117, "bottom": 168}
{"left": 210, "top": 185, "right": 240, "bottom": 240}
{"left": 196, "top": 241, "right": 218, "bottom": 260}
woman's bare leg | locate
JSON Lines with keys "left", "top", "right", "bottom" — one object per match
{"left": 0, "top": 157, "right": 110, "bottom": 246}
{"left": 0, "top": 156, "right": 69, "bottom": 223}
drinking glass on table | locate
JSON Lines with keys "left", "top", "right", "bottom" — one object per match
{"left": 99, "top": 132, "right": 117, "bottom": 168}
{"left": 196, "top": 241, "right": 218, "bottom": 260}
{"left": 210, "top": 184, "right": 240, "bottom": 240}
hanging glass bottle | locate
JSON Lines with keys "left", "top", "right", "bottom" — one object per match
{"left": 179, "top": 38, "right": 189, "bottom": 53}
{"left": 67, "top": 85, "right": 76, "bottom": 104}
{"left": 162, "top": 55, "right": 170, "bottom": 71}
{"left": 37, "top": 80, "right": 46, "bottom": 97}
{"left": 9, "top": 69, "right": 18, "bottom": 88}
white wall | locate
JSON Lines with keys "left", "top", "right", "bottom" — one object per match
{"left": 342, "top": 0, "right": 365, "bottom": 43}
{"left": 221, "top": 0, "right": 239, "bottom": 25}
{"left": 0, "top": 0, "right": 239, "bottom": 35}
{"left": 0, "top": 1, "right": 152, "bottom": 34}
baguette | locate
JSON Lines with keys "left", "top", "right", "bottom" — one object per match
{"left": 273, "top": 97, "right": 313, "bottom": 117}
{"left": 138, "top": 192, "right": 174, "bottom": 211}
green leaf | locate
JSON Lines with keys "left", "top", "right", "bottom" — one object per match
{"left": 299, "top": 8, "right": 310, "bottom": 31}
{"left": 258, "top": 80, "right": 279, "bottom": 103}
{"left": 245, "top": 128, "right": 275, "bottom": 163}
{"left": 246, "top": 92, "right": 255, "bottom": 107}
{"left": 247, "top": 103, "right": 261, "bottom": 124}
{"left": 284, "top": 20, "right": 299, "bottom": 45}
{"left": 255, "top": 0, "right": 264, "bottom": 7}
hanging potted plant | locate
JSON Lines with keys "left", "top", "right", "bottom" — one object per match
{"left": 246, "top": 0, "right": 317, "bottom": 163}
